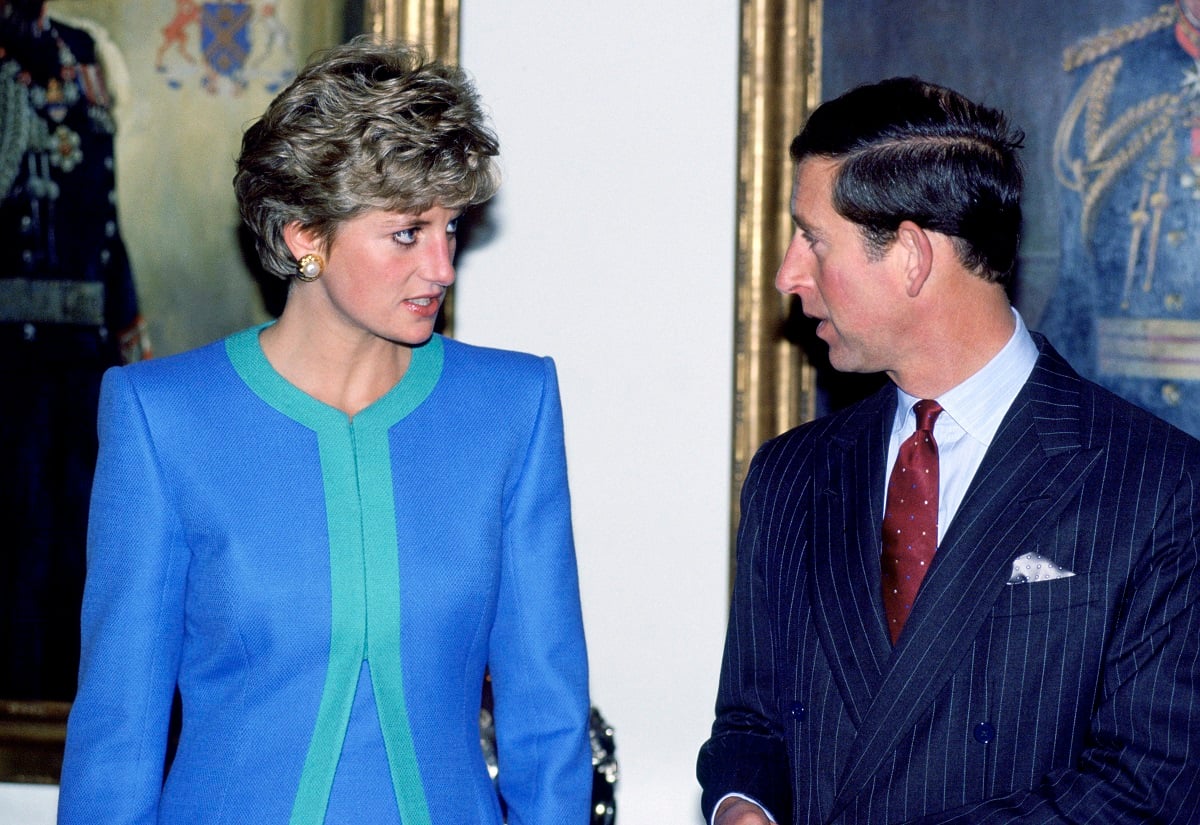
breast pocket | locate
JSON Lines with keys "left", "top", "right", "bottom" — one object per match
{"left": 978, "top": 572, "right": 1108, "bottom": 791}
{"left": 989, "top": 572, "right": 1098, "bottom": 617}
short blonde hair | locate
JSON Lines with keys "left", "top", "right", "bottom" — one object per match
{"left": 234, "top": 36, "right": 500, "bottom": 279}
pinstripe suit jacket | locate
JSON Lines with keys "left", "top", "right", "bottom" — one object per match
{"left": 698, "top": 337, "right": 1200, "bottom": 824}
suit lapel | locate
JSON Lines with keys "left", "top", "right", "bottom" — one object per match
{"left": 826, "top": 343, "right": 1104, "bottom": 820}
{"left": 809, "top": 388, "right": 896, "bottom": 726}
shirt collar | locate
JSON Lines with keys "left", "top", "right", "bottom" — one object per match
{"left": 893, "top": 308, "right": 1038, "bottom": 447}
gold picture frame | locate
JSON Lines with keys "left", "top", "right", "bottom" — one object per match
{"left": 730, "top": 0, "right": 822, "bottom": 571}
{"left": 0, "top": 701, "right": 70, "bottom": 783}
{"left": 364, "top": 0, "right": 458, "bottom": 61}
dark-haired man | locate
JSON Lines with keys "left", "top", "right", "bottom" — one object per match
{"left": 697, "top": 77, "right": 1200, "bottom": 825}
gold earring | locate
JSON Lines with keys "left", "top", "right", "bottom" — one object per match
{"left": 296, "top": 253, "right": 324, "bottom": 282}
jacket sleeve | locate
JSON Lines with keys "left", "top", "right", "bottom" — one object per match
{"left": 58, "top": 367, "right": 188, "bottom": 825}
{"left": 486, "top": 357, "right": 592, "bottom": 825}
{"left": 908, "top": 464, "right": 1200, "bottom": 825}
{"left": 697, "top": 444, "right": 792, "bottom": 824}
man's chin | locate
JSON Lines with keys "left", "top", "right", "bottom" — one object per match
{"left": 825, "top": 345, "right": 852, "bottom": 372}
{"left": 827, "top": 348, "right": 872, "bottom": 376}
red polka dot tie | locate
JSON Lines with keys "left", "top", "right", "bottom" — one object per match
{"left": 881, "top": 399, "right": 943, "bottom": 644}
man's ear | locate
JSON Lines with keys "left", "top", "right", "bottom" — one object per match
{"left": 895, "top": 220, "right": 934, "bottom": 298}
{"left": 283, "top": 222, "right": 321, "bottom": 261}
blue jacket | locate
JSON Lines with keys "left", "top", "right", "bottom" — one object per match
{"left": 59, "top": 328, "right": 592, "bottom": 824}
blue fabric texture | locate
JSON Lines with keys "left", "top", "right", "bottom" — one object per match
{"left": 1043, "top": 5, "right": 1200, "bottom": 437}
{"left": 58, "top": 328, "right": 592, "bottom": 824}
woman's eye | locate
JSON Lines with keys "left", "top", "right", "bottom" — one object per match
{"left": 394, "top": 228, "right": 417, "bottom": 245}
{"left": 447, "top": 218, "right": 459, "bottom": 236}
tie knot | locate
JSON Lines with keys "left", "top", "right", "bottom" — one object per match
{"left": 913, "top": 399, "right": 942, "bottom": 433}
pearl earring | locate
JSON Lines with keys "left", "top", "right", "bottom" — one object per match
{"left": 296, "top": 254, "right": 324, "bottom": 282}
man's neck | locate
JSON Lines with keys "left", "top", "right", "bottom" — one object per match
{"left": 889, "top": 301, "right": 1017, "bottom": 399}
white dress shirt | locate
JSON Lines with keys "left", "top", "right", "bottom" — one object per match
{"left": 888, "top": 308, "right": 1038, "bottom": 541}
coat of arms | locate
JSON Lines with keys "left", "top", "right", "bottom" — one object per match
{"left": 155, "top": 0, "right": 293, "bottom": 94}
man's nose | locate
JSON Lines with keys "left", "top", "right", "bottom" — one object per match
{"left": 775, "top": 231, "right": 813, "bottom": 295}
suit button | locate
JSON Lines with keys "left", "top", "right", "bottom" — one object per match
{"left": 788, "top": 702, "right": 805, "bottom": 721}
{"left": 973, "top": 722, "right": 995, "bottom": 744}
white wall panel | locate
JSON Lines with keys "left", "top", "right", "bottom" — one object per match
{"left": 460, "top": 4, "right": 739, "bottom": 821}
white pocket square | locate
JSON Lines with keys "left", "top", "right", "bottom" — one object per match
{"left": 1007, "top": 552, "right": 1076, "bottom": 584}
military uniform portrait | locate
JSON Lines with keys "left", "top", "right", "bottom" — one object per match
{"left": 1044, "top": 1, "right": 1200, "bottom": 436}
{"left": 817, "top": 1, "right": 1200, "bottom": 434}
{"left": 0, "top": 0, "right": 148, "bottom": 703}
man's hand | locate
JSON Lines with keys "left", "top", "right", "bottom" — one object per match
{"left": 713, "top": 797, "right": 775, "bottom": 825}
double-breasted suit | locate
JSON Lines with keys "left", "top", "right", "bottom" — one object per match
{"left": 698, "top": 336, "right": 1200, "bottom": 824}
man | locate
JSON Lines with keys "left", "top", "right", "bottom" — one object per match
{"left": 697, "top": 77, "right": 1200, "bottom": 824}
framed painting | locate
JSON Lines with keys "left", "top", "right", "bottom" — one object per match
{"left": 0, "top": 0, "right": 457, "bottom": 784}
{"left": 822, "top": 0, "right": 1200, "bottom": 433}
{"left": 731, "top": 0, "right": 1200, "bottom": 553}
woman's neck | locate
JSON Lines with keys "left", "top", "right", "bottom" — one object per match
{"left": 258, "top": 312, "right": 413, "bottom": 418}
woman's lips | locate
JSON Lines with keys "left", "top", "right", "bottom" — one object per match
{"left": 404, "top": 295, "right": 441, "bottom": 317}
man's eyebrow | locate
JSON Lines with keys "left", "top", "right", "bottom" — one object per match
{"left": 792, "top": 212, "right": 819, "bottom": 237}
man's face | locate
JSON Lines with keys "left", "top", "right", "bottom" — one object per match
{"left": 776, "top": 157, "right": 907, "bottom": 374}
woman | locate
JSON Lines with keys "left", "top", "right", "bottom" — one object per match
{"left": 58, "top": 37, "right": 592, "bottom": 824}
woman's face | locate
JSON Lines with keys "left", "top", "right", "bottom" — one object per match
{"left": 308, "top": 205, "right": 460, "bottom": 346}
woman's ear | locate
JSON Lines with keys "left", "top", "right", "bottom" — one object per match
{"left": 894, "top": 220, "right": 934, "bottom": 298}
{"left": 283, "top": 222, "right": 320, "bottom": 261}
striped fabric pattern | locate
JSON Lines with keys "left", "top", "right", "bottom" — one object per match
{"left": 699, "top": 337, "right": 1200, "bottom": 825}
